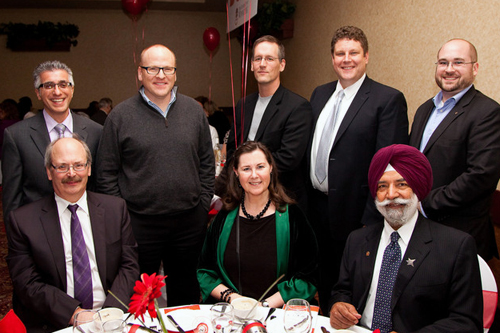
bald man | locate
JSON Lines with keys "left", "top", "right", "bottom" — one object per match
{"left": 410, "top": 39, "right": 500, "bottom": 261}
{"left": 329, "top": 144, "right": 482, "bottom": 333}
{"left": 96, "top": 44, "right": 215, "bottom": 306}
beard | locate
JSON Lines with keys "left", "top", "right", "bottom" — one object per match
{"left": 375, "top": 193, "right": 419, "bottom": 229}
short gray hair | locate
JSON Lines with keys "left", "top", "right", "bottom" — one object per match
{"left": 44, "top": 135, "right": 92, "bottom": 169}
{"left": 33, "top": 60, "right": 75, "bottom": 89}
{"left": 99, "top": 97, "right": 113, "bottom": 109}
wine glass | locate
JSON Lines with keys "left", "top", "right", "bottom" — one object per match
{"left": 210, "top": 302, "right": 234, "bottom": 333}
{"left": 73, "top": 310, "right": 102, "bottom": 333}
{"left": 283, "top": 299, "right": 312, "bottom": 333}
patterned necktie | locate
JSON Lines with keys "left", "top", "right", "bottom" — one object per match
{"left": 55, "top": 123, "right": 66, "bottom": 138}
{"left": 68, "top": 204, "right": 93, "bottom": 309}
{"left": 315, "top": 90, "right": 345, "bottom": 184}
{"left": 372, "top": 231, "right": 401, "bottom": 333}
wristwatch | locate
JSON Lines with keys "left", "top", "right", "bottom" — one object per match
{"left": 261, "top": 299, "right": 270, "bottom": 308}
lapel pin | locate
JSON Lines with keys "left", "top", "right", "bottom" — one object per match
{"left": 406, "top": 258, "right": 416, "bottom": 267}
{"left": 366, "top": 251, "right": 370, "bottom": 257}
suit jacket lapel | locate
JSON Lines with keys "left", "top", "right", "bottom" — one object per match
{"left": 72, "top": 111, "right": 89, "bottom": 141}
{"left": 391, "top": 216, "right": 432, "bottom": 310}
{"left": 423, "top": 87, "right": 475, "bottom": 154}
{"left": 87, "top": 192, "right": 107, "bottom": 289}
{"left": 333, "top": 77, "right": 371, "bottom": 147}
{"left": 410, "top": 100, "right": 434, "bottom": 149}
{"left": 241, "top": 94, "right": 258, "bottom": 143}
{"left": 29, "top": 112, "right": 51, "bottom": 157}
{"left": 359, "top": 225, "right": 383, "bottom": 307}
{"left": 254, "top": 85, "right": 284, "bottom": 140}
{"left": 40, "top": 197, "right": 67, "bottom": 289}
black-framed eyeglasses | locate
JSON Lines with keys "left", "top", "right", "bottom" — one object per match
{"left": 38, "top": 81, "right": 73, "bottom": 90}
{"left": 140, "top": 66, "right": 177, "bottom": 75}
{"left": 51, "top": 162, "right": 88, "bottom": 173}
{"left": 435, "top": 60, "right": 476, "bottom": 69}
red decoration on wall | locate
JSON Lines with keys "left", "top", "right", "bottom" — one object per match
{"left": 203, "top": 27, "right": 220, "bottom": 52}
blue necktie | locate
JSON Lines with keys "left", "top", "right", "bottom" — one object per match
{"left": 315, "top": 90, "right": 345, "bottom": 184}
{"left": 68, "top": 204, "right": 93, "bottom": 309}
{"left": 372, "top": 231, "right": 401, "bottom": 333}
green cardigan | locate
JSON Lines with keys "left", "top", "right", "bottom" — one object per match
{"left": 197, "top": 204, "right": 318, "bottom": 303}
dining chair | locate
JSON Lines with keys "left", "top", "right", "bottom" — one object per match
{"left": 478, "top": 255, "right": 498, "bottom": 332}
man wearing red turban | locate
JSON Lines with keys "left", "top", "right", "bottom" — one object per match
{"left": 329, "top": 144, "right": 482, "bottom": 333}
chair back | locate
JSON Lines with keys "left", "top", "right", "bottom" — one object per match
{"left": 478, "top": 255, "right": 498, "bottom": 332}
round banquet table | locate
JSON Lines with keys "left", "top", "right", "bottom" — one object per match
{"left": 53, "top": 304, "right": 371, "bottom": 333}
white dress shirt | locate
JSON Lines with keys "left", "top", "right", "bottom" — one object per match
{"left": 54, "top": 192, "right": 106, "bottom": 309}
{"left": 310, "top": 74, "right": 366, "bottom": 193}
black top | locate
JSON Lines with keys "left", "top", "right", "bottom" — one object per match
{"left": 208, "top": 111, "right": 230, "bottom": 144}
{"left": 224, "top": 214, "right": 278, "bottom": 299}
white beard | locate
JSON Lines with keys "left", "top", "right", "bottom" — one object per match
{"left": 375, "top": 193, "right": 419, "bottom": 229}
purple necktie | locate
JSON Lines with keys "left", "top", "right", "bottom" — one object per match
{"left": 68, "top": 204, "right": 93, "bottom": 309}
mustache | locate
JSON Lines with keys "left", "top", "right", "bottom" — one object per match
{"left": 62, "top": 176, "right": 82, "bottom": 184}
{"left": 376, "top": 197, "right": 412, "bottom": 207}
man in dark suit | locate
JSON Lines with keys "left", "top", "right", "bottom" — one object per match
{"left": 91, "top": 97, "right": 113, "bottom": 125}
{"left": 222, "top": 35, "right": 312, "bottom": 209}
{"left": 330, "top": 144, "right": 482, "bottom": 333}
{"left": 7, "top": 137, "right": 139, "bottom": 333}
{"left": 308, "top": 26, "right": 408, "bottom": 312}
{"left": 409, "top": 39, "right": 500, "bottom": 261}
{"left": 2, "top": 60, "right": 102, "bottom": 232}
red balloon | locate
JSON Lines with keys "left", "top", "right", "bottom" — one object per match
{"left": 203, "top": 27, "right": 220, "bottom": 52}
{"left": 122, "top": 0, "right": 149, "bottom": 16}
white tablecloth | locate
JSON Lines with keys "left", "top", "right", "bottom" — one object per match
{"left": 53, "top": 304, "right": 371, "bottom": 333}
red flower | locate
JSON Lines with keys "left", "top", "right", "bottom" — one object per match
{"left": 128, "top": 273, "right": 166, "bottom": 321}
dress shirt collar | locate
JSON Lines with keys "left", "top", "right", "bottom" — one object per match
{"left": 54, "top": 191, "right": 89, "bottom": 216}
{"left": 139, "top": 85, "right": 178, "bottom": 117}
{"left": 433, "top": 84, "right": 472, "bottom": 109}
{"left": 337, "top": 73, "right": 366, "bottom": 100}
{"left": 381, "top": 208, "right": 418, "bottom": 251}
{"left": 44, "top": 109, "right": 73, "bottom": 137}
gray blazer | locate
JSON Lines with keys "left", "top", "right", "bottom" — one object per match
{"left": 2, "top": 111, "right": 102, "bottom": 231}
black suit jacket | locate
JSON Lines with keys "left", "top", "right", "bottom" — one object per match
{"left": 6, "top": 191, "right": 139, "bottom": 333}
{"left": 330, "top": 216, "right": 482, "bottom": 332}
{"left": 91, "top": 109, "right": 108, "bottom": 126}
{"left": 409, "top": 85, "right": 500, "bottom": 260}
{"left": 2, "top": 111, "right": 102, "bottom": 231}
{"left": 309, "top": 77, "right": 408, "bottom": 239}
{"left": 225, "top": 85, "right": 313, "bottom": 206}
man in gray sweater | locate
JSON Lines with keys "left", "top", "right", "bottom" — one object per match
{"left": 96, "top": 44, "right": 214, "bottom": 306}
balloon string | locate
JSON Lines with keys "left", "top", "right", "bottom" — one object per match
{"left": 226, "top": 3, "right": 237, "bottom": 150}
{"left": 132, "top": 16, "right": 139, "bottom": 90}
{"left": 240, "top": 7, "right": 247, "bottom": 147}
{"left": 241, "top": 0, "right": 252, "bottom": 146}
{"left": 209, "top": 51, "right": 213, "bottom": 102}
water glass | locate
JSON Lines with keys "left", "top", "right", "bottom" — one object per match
{"left": 283, "top": 299, "right": 312, "bottom": 333}
{"left": 73, "top": 310, "right": 102, "bottom": 333}
{"left": 210, "top": 302, "right": 234, "bottom": 333}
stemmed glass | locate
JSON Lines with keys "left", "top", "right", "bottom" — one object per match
{"left": 283, "top": 299, "right": 312, "bottom": 333}
{"left": 73, "top": 310, "right": 102, "bottom": 333}
{"left": 210, "top": 302, "right": 234, "bottom": 333}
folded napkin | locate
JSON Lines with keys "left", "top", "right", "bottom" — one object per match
{"left": 0, "top": 310, "right": 26, "bottom": 333}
